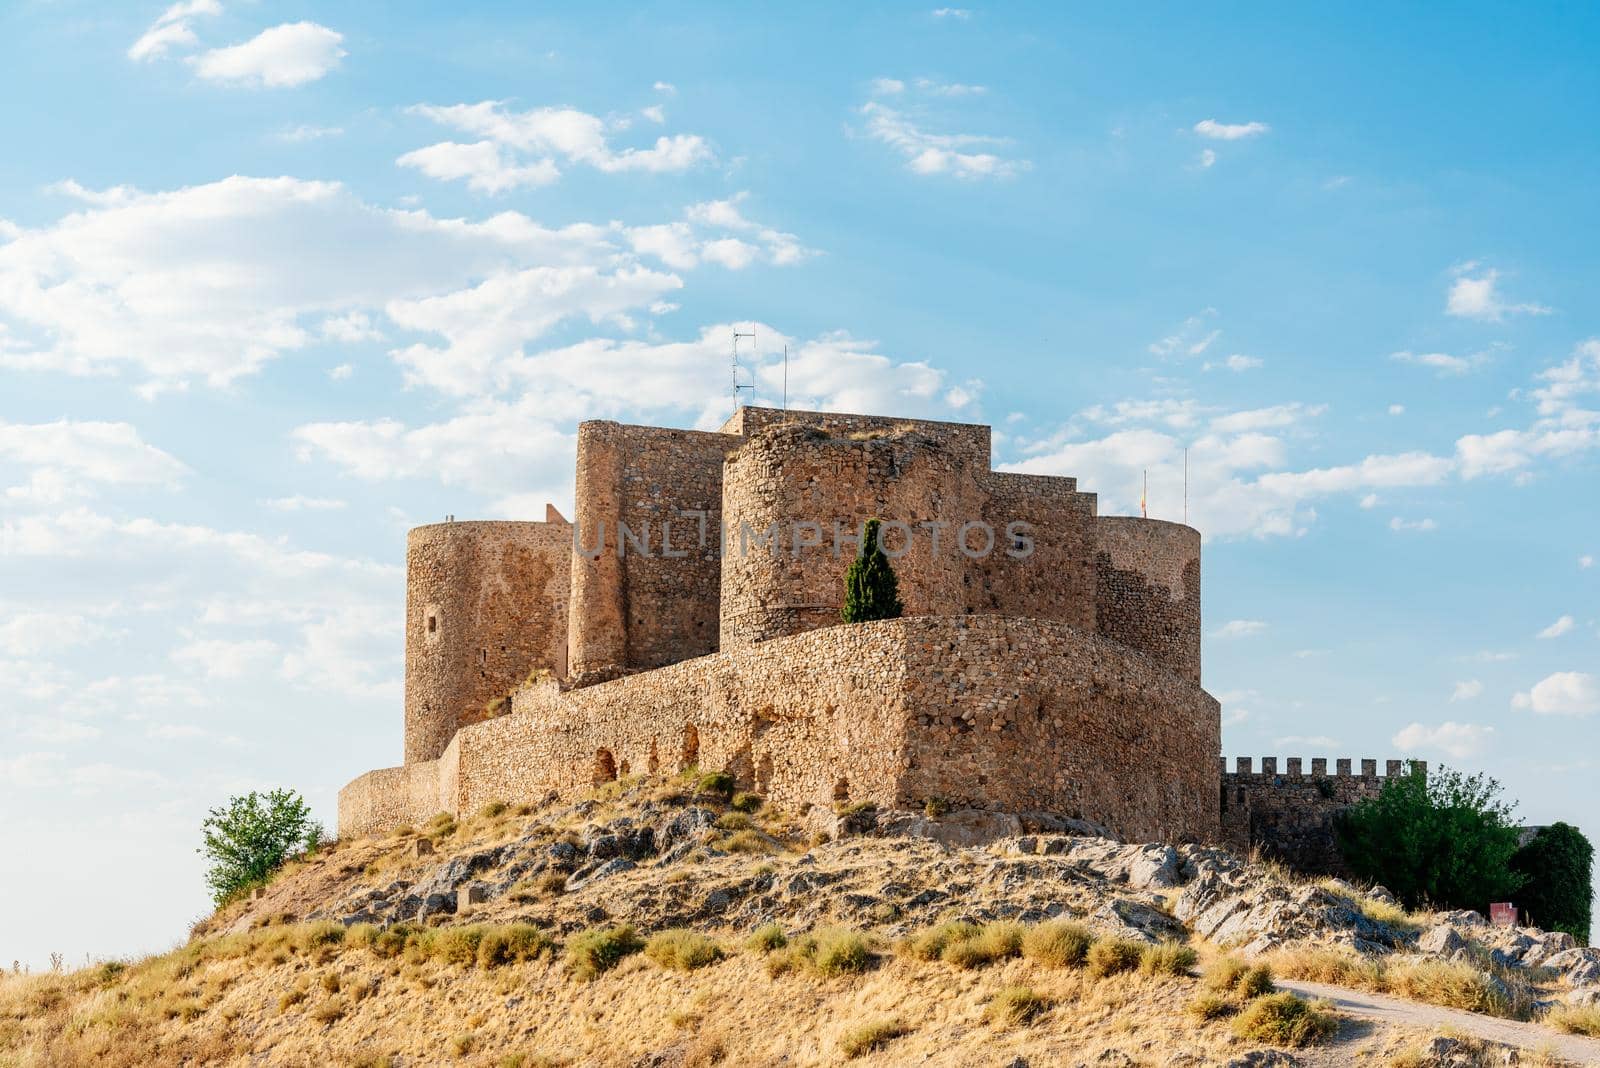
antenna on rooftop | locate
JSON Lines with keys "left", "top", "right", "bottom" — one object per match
{"left": 732, "top": 327, "right": 756, "bottom": 414}
{"left": 1140, "top": 470, "right": 1148, "bottom": 519}
{"left": 1183, "top": 448, "right": 1189, "bottom": 525}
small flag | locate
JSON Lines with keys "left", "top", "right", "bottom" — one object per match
{"left": 1140, "top": 469, "right": 1148, "bottom": 518}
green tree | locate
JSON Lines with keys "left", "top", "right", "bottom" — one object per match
{"left": 1336, "top": 764, "right": 1523, "bottom": 913}
{"left": 1509, "top": 822, "right": 1594, "bottom": 943}
{"left": 199, "top": 789, "right": 323, "bottom": 905}
{"left": 841, "top": 518, "right": 903, "bottom": 623}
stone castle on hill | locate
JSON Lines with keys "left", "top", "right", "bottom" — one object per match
{"left": 339, "top": 405, "right": 1419, "bottom": 869}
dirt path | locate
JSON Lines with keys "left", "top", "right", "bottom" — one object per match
{"left": 1279, "top": 980, "right": 1600, "bottom": 1064}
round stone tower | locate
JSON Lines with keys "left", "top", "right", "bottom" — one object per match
{"left": 405, "top": 517, "right": 571, "bottom": 764}
{"left": 719, "top": 422, "right": 987, "bottom": 649}
{"left": 1092, "top": 516, "right": 1202, "bottom": 683}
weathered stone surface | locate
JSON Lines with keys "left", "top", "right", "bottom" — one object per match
{"left": 877, "top": 808, "right": 1021, "bottom": 847}
{"left": 1418, "top": 924, "right": 1470, "bottom": 958}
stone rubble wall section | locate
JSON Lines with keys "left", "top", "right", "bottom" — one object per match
{"left": 1093, "top": 516, "right": 1202, "bottom": 684}
{"left": 404, "top": 520, "right": 571, "bottom": 765}
{"left": 339, "top": 615, "right": 1219, "bottom": 844}
{"left": 1219, "top": 757, "right": 1428, "bottom": 876}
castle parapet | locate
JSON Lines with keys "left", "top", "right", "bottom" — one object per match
{"left": 1219, "top": 755, "right": 1426, "bottom": 875}
{"left": 1093, "top": 517, "right": 1201, "bottom": 683}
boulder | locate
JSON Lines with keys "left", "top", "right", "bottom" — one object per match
{"left": 1417, "top": 924, "right": 1470, "bottom": 958}
{"left": 876, "top": 808, "right": 1022, "bottom": 847}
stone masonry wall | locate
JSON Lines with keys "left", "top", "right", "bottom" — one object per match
{"left": 567, "top": 421, "right": 737, "bottom": 683}
{"left": 1220, "top": 757, "right": 1428, "bottom": 876}
{"left": 339, "top": 615, "right": 1220, "bottom": 844}
{"left": 1093, "top": 517, "right": 1201, "bottom": 684}
{"left": 404, "top": 519, "right": 571, "bottom": 765}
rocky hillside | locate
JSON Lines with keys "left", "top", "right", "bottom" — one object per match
{"left": 3, "top": 780, "right": 1596, "bottom": 1067}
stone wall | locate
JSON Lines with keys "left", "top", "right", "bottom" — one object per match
{"left": 339, "top": 615, "right": 1220, "bottom": 844}
{"left": 1093, "top": 517, "right": 1201, "bottom": 684}
{"left": 1220, "top": 757, "right": 1427, "bottom": 876}
{"left": 566, "top": 421, "right": 737, "bottom": 683}
{"left": 337, "top": 758, "right": 449, "bottom": 836}
{"left": 404, "top": 517, "right": 571, "bottom": 765}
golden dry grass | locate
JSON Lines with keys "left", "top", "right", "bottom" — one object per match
{"left": 1264, "top": 946, "right": 1538, "bottom": 1020}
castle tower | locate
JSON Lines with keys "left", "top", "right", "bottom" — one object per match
{"left": 1093, "top": 516, "right": 1201, "bottom": 683}
{"left": 404, "top": 513, "right": 572, "bottom": 764}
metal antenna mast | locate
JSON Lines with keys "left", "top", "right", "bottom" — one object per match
{"left": 731, "top": 328, "right": 755, "bottom": 414}
{"left": 782, "top": 344, "right": 789, "bottom": 410}
{"left": 1183, "top": 448, "right": 1189, "bottom": 524}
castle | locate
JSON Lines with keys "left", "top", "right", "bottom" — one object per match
{"left": 338, "top": 404, "right": 1419, "bottom": 867}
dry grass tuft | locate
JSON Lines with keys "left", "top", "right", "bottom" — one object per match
{"left": 985, "top": 986, "right": 1053, "bottom": 1027}
{"left": 745, "top": 923, "right": 787, "bottom": 953}
{"left": 1186, "top": 991, "right": 1238, "bottom": 1021}
{"left": 1138, "top": 941, "right": 1198, "bottom": 977}
{"left": 838, "top": 1017, "right": 911, "bottom": 1058}
{"left": 1231, "top": 991, "right": 1339, "bottom": 1047}
{"left": 767, "top": 927, "right": 874, "bottom": 977}
{"left": 565, "top": 924, "right": 645, "bottom": 981}
{"left": 644, "top": 930, "right": 724, "bottom": 971}
{"left": 1085, "top": 937, "right": 1145, "bottom": 978}
{"left": 476, "top": 924, "right": 555, "bottom": 968}
{"left": 1545, "top": 1004, "right": 1600, "bottom": 1036}
{"left": 1385, "top": 959, "right": 1514, "bottom": 1018}
{"left": 1021, "top": 920, "right": 1094, "bottom": 968}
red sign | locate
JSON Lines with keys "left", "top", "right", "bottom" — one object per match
{"left": 1489, "top": 902, "right": 1517, "bottom": 927}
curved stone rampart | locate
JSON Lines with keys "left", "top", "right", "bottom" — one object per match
{"left": 1093, "top": 516, "right": 1201, "bottom": 684}
{"left": 344, "top": 615, "right": 1220, "bottom": 844}
{"left": 405, "top": 519, "right": 570, "bottom": 764}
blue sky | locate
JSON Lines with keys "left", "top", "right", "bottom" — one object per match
{"left": 1, "top": 1, "right": 1596, "bottom": 967}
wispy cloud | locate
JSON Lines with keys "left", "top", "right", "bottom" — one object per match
{"left": 1450, "top": 679, "right": 1483, "bottom": 702}
{"left": 1194, "top": 119, "right": 1270, "bottom": 140}
{"left": 1210, "top": 619, "right": 1267, "bottom": 639}
{"left": 1394, "top": 721, "right": 1494, "bottom": 759}
{"left": 1537, "top": 614, "right": 1575, "bottom": 639}
{"left": 1391, "top": 350, "right": 1483, "bottom": 376}
{"left": 128, "top": 0, "right": 220, "bottom": 62}
{"left": 1389, "top": 516, "right": 1437, "bottom": 533}
{"left": 1512, "top": 671, "right": 1599, "bottom": 717}
{"left": 191, "top": 22, "right": 346, "bottom": 88}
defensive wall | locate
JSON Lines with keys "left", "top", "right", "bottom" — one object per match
{"left": 340, "top": 615, "right": 1222, "bottom": 843}
{"left": 1220, "top": 757, "right": 1428, "bottom": 876}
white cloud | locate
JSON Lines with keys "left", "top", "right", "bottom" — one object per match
{"left": 1393, "top": 721, "right": 1495, "bottom": 759}
{"left": 1197, "top": 148, "right": 1217, "bottom": 169}
{"left": 1202, "top": 354, "right": 1261, "bottom": 372}
{"left": 870, "top": 77, "right": 906, "bottom": 96}
{"left": 652, "top": 81, "right": 676, "bottom": 94}
{"left": 260, "top": 496, "right": 345, "bottom": 512}
{"left": 932, "top": 8, "right": 972, "bottom": 18}
{"left": 1359, "top": 493, "right": 1379, "bottom": 509}
{"left": 328, "top": 363, "right": 354, "bottom": 381}
{"left": 192, "top": 22, "right": 346, "bottom": 88}
{"left": 1388, "top": 404, "right": 1405, "bottom": 416}
{"left": 396, "top": 141, "right": 561, "bottom": 194}
{"left": 274, "top": 123, "right": 343, "bottom": 143}
{"left": 640, "top": 105, "right": 665, "bottom": 124}
{"left": 0, "top": 612, "right": 113, "bottom": 657}
{"left": 1148, "top": 309, "right": 1220, "bottom": 358}
{"left": 1512, "top": 671, "right": 1599, "bottom": 717}
{"left": 1537, "top": 614, "right": 1575, "bottom": 639}
{"left": 1582, "top": 555, "right": 1594, "bottom": 569}
{"left": 915, "top": 79, "right": 987, "bottom": 97}
{"left": 128, "top": 0, "right": 220, "bottom": 62}
{"left": 1389, "top": 516, "right": 1437, "bottom": 533}
{"left": 859, "top": 102, "right": 1027, "bottom": 180}
{"left": 1450, "top": 679, "right": 1483, "bottom": 702}
{"left": 170, "top": 637, "right": 280, "bottom": 679}
{"left": 1, "top": 420, "right": 188, "bottom": 502}
{"left": 1453, "top": 342, "right": 1600, "bottom": 478}
{"left": 405, "top": 101, "right": 713, "bottom": 188}
{"left": 624, "top": 194, "right": 812, "bottom": 273}
{"left": 1391, "top": 350, "right": 1479, "bottom": 375}
{"left": 1211, "top": 619, "right": 1267, "bottom": 639}
{"left": 1445, "top": 263, "right": 1550, "bottom": 321}
{"left": 1194, "top": 119, "right": 1270, "bottom": 141}
{"left": 0, "top": 175, "right": 634, "bottom": 391}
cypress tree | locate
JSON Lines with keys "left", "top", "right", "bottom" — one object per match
{"left": 841, "top": 518, "right": 903, "bottom": 623}
{"left": 1509, "top": 822, "right": 1593, "bottom": 943}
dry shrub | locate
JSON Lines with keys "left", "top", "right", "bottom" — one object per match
{"left": 1085, "top": 938, "right": 1145, "bottom": 978}
{"left": 1387, "top": 959, "right": 1513, "bottom": 1018}
{"left": 1264, "top": 946, "right": 1380, "bottom": 988}
{"left": 715, "top": 811, "right": 753, "bottom": 831}
{"left": 1021, "top": 920, "right": 1094, "bottom": 968}
{"left": 1236, "top": 964, "right": 1277, "bottom": 999}
{"left": 838, "top": 1017, "right": 910, "bottom": 1058}
{"left": 1546, "top": 1004, "right": 1600, "bottom": 1036}
{"left": 566, "top": 924, "right": 645, "bottom": 981}
{"left": 434, "top": 926, "right": 487, "bottom": 967}
{"left": 644, "top": 930, "right": 724, "bottom": 971}
{"left": 1138, "top": 941, "right": 1198, "bottom": 977}
{"left": 1186, "top": 992, "right": 1238, "bottom": 1021}
{"left": 768, "top": 928, "right": 873, "bottom": 977}
{"left": 477, "top": 924, "right": 555, "bottom": 968}
{"left": 905, "top": 921, "right": 978, "bottom": 962}
{"left": 746, "top": 923, "right": 787, "bottom": 953}
{"left": 1231, "top": 992, "right": 1338, "bottom": 1047}
{"left": 477, "top": 800, "right": 509, "bottom": 819}
{"left": 722, "top": 830, "right": 774, "bottom": 854}
{"left": 986, "top": 986, "right": 1053, "bottom": 1027}
{"left": 944, "top": 923, "right": 1024, "bottom": 970}
{"left": 310, "top": 996, "right": 346, "bottom": 1023}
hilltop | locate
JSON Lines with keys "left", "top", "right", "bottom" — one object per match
{"left": 3, "top": 781, "right": 1598, "bottom": 1067}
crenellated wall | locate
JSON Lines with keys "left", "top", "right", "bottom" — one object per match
{"left": 340, "top": 615, "right": 1221, "bottom": 844}
{"left": 1220, "top": 757, "right": 1427, "bottom": 876}
{"left": 1093, "top": 517, "right": 1201, "bottom": 684}
{"left": 404, "top": 516, "right": 571, "bottom": 765}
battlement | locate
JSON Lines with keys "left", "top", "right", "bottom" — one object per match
{"left": 1220, "top": 755, "right": 1426, "bottom": 876}
{"left": 1221, "top": 757, "right": 1427, "bottom": 781}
